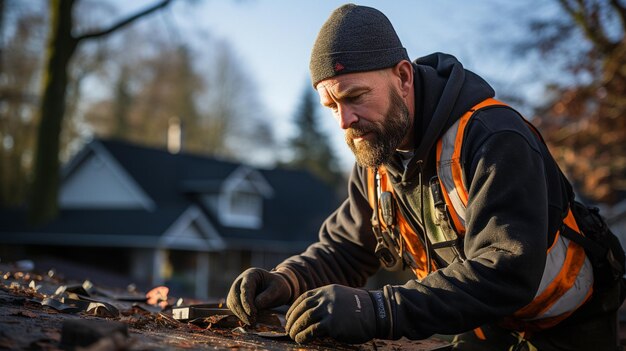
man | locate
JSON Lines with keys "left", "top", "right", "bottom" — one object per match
{"left": 227, "top": 4, "right": 623, "bottom": 350}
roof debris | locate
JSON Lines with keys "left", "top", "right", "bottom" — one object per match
{"left": 0, "top": 262, "right": 453, "bottom": 350}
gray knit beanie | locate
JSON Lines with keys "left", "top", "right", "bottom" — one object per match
{"left": 309, "top": 4, "right": 409, "bottom": 87}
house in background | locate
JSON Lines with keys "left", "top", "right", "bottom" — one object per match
{"left": 0, "top": 139, "right": 340, "bottom": 299}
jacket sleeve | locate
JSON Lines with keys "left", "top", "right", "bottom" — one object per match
{"left": 275, "top": 165, "right": 381, "bottom": 300}
{"left": 383, "top": 108, "right": 551, "bottom": 339}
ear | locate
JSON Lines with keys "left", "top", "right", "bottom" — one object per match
{"left": 392, "top": 60, "right": 413, "bottom": 97}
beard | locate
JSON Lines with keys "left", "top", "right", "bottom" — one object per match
{"left": 346, "top": 88, "right": 411, "bottom": 168}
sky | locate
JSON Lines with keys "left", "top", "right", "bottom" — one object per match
{"left": 122, "top": 0, "right": 551, "bottom": 171}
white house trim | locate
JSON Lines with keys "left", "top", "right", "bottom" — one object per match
{"left": 222, "top": 166, "right": 274, "bottom": 198}
{"left": 159, "top": 205, "right": 225, "bottom": 251}
{"left": 59, "top": 141, "right": 155, "bottom": 211}
{"left": 87, "top": 141, "right": 156, "bottom": 211}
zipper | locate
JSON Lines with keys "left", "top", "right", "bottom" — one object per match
{"left": 418, "top": 160, "right": 432, "bottom": 273}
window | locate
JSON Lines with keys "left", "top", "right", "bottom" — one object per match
{"left": 219, "top": 190, "right": 262, "bottom": 229}
{"left": 230, "top": 191, "right": 261, "bottom": 217}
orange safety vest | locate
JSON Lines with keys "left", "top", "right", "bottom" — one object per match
{"left": 367, "top": 98, "right": 594, "bottom": 330}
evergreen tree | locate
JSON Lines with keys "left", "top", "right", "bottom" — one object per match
{"left": 287, "top": 84, "right": 344, "bottom": 187}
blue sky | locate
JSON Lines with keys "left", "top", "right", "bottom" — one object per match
{"left": 123, "top": 0, "right": 551, "bottom": 171}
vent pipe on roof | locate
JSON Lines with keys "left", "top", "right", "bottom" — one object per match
{"left": 168, "top": 117, "right": 182, "bottom": 154}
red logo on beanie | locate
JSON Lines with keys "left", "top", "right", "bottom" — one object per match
{"left": 334, "top": 62, "right": 345, "bottom": 72}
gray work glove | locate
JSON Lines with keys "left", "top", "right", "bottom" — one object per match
{"left": 285, "top": 284, "right": 390, "bottom": 344}
{"left": 226, "top": 267, "right": 293, "bottom": 325}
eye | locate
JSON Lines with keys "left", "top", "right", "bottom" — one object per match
{"left": 346, "top": 94, "right": 363, "bottom": 104}
{"left": 328, "top": 103, "right": 338, "bottom": 113}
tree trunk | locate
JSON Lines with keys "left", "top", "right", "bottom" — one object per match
{"left": 28, "top": 0, "right": 171, "bottom": 224}
{"left": 28, "top": 0, "right": 76, "bottom": 224}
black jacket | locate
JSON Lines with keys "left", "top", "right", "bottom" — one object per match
{"left": 276, "top": 53, "right": 571, "bottom": 339}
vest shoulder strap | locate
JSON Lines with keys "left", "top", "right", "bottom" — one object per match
{"left": 435, "top": 98, "right": 595, "bottom": 329}
{"left": 435, "top": 98, "right": 507, "bottom": 234}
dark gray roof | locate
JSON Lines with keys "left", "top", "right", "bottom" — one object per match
{"left": 97, "top": 139, "right": 241, "bottom": 204}
{"left": 0, "top": 138, "right": 341, "bottom": 250}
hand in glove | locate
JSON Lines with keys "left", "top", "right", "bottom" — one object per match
{"left": 226, "top": 268, "right": 293, "bottom": 325}
{"left": 285, "top": 284, "right": 390, "bottom": 344}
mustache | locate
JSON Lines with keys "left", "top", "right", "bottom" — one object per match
{"left": 346, "top": 124, "right": 375, "bottom": 139}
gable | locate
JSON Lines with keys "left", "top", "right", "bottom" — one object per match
{"left": 59, "top": 147, "right": 155, "bottom": 210}
{"left": 222, "top": 166, "right": 274, "bottom": 197}
{"left": 160, "top": 205, "right": 225, "bottom": 250}
{"left": 216, "top": 166, "right": 274, "bottom": 229}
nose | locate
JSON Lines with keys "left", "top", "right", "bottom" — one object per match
{"left": 337, "top": 105, "right": 358, "bottom": 130}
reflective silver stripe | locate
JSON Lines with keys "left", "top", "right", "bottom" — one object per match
{"left": 525, "top": 236, "right": 593, "bottom": 320}
{"left": 533, "top": 256, "right": 593, "bottom": 320}
{"left": 437, "top": 119, "right": 466, "bottom": 228}
{"left": 534, "top": 234, "right": 569, "bottom": 294}
{"left": 438, "top": 99, "right": 593, "bottom": 324}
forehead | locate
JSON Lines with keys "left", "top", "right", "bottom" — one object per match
{"left": 316, "top": 70, "right": 386, "bottom": 100}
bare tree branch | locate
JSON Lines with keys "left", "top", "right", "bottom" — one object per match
{"left": 609, "top": 0, "right": 626, "bottom": 31}
{"left": 558, "top": 0, "right": 615, "bottom": 54}
{"left": 74, "top": 0, "right": 172, "bottom": 42}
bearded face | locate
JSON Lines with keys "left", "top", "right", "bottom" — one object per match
{"left": 345, "top": 87, "right": 411, "bottom": 168}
